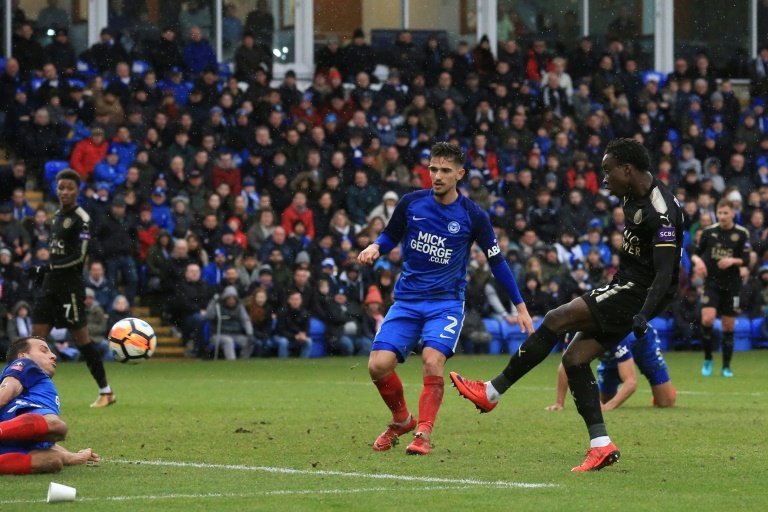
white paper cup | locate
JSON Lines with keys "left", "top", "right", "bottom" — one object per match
{"left": 47, "top": 482, "right": 76, "bottom": 503}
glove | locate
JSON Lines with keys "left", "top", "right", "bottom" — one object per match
{"left": 632, "top": 314, "right": 648, "bottom": 340}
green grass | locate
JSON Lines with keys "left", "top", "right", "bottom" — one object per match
{"left": 2, "top": 352, "right": 767, "bottom": 511}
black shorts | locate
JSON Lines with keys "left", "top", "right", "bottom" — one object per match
{"left": 580, "top": 279, "right": 672, "bottom": 348}
{"left": 32, "top": 272, "right": 87, "bottom": 329}
{"left": 701, "top": 283, "right": 739, "bottom": 316}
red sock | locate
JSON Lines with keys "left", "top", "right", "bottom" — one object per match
{"left": 0, "top": 453, "right": 33, "bottom": 474}
{"left": 373, "top": 371, "right": 410, "bottom": 423}
{"left": 0, "top": 414, "right": 49, "bottom": 441}
{"left": 417, "top": 375, "right": 445, "bottom": 434}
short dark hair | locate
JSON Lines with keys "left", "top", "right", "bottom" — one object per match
{"left": 716, "top": 198, "right": 735, "bottom": 210}
{"left": 605, "top": 138, "right": 651, "bottom": 173}
{"left": 55, "top": 168, "right": 81, "bottom": 187}
{"left": 430, "top": 142, "right": 465, "bottom": 166}
{"left": 6, "top": 336, "right": 46, "bottom": 361}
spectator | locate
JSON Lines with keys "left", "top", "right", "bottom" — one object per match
{"left": 204, "top": 286, "right": 256, "bottom": 360}
{"left": 11, "top": 23, "right": 45, "bottom": 78}
{"left": 271, "top": 289, "right": 312, "bottom": 358}
{"left": 247, "top": 286, "right": 274, "bottom": 355}
{"left": 92, "top": 196, "right": 139, "bottom": 305}
{"left": 345, "top": 170, "right": 380, "bottom": 227}
{"left": 171, "top": 262, "right": 214, "bottom": 358}
{"left": 183, "top": 26, "right": 216, "bottom": 76}
{"left": 310, "top": 277, "right": 354, "bottom": 356}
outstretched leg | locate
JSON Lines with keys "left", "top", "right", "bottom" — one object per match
{"left": 450, "top": 298, "right": 595, "bottom": 412}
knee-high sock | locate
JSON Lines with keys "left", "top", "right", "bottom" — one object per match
{"left": 373, "top": 372, "right": 409, "bottom": 423}
{"left": 0, "top": 414, "right": 49, "bottom": 441}
{"left": 417, "top": 376, "right": 444, "bottom": 434}
{"left": 722, "top": 331, "right": 734, "bottom": 368}
{"left": 79, "top": 342, "right": 108, "bottom": 389}
{"left": 702, "top": 325, "right": 714, "bottom": 360}
{"left": 565, "top": 363, "right": 607, "bottom": 440}
{"left": 491, "top": 325, "right": 560, "bottom": 394}
{"left": 0, "top": 453, "right": 32, "bottom": 474}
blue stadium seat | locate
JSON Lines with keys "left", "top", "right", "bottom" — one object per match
{"left": 482, "top": 318, "right": 503, "bottom": 354}
{"left": 751, "top": 318, "right": 768, "bottom": 348}
{"left": 44, "top": 160, "right": 71, "bottom": 196}
{"left": 713, "top": 317, "right": 752, "bottom": 351}
{"left": 218, "top": 62, "right": 233, "bottom": 80}
{"left": 309, "top": 317, "right": 326, "bottom": 358}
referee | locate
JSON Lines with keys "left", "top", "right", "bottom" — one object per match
{"left": 31, "top": 169, "right": 116, "bottom": 408}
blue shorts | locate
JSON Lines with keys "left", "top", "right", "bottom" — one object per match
{"left": 0, "top": 407, "right": 57, "bottom": 454}
{"left": 372, "top": 299, "right": 464, "bottom": 362}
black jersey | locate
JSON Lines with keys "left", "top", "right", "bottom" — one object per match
{"left": 696, "top": 223, "right": 750, "bottom": 289}
{"left": 615, "top": 179, "right": 684, "bottom": 290}
{"left": 49, "top": 206, "right": 90, "bottom": 273}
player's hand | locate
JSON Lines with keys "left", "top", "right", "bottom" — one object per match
{"left": 694, "top": 260, "right": 708, "bottom": 278}
{"left": 357, "top": 243, "right": 380, "bottom": 265}
{"left": 601, "top": 402, "right": 617, "bottom": 412}
{"left": 716, "top": 257, "right": 732, "bottom": 269}
{"left": 545, "top": 404, "right": 563, "bottom": 412}
{"left": 515, "top": 303, "right": 534, "bottom": 334}
{"left": 632, "top": 314, "right": 648, "bottom": 340}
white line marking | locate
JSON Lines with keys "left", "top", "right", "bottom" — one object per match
{"left": 112, "top": 459, "right": 556, "bottom": 488}
{"left": 0, "top": 486, "right": 484, "bottom": 505}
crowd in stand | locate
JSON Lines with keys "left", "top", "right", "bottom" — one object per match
{"left": 1, "top": 11, "right": 768, "bottom": 359}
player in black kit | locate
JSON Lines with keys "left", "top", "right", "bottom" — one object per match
{"left": 31, "top": 169, "right": 116, "bottom": 408}
{"left": 450, "top": 138, "right": 683, "bottom": 472}
{"left": 691, "top": 198, "right": 750, "bottom": 378}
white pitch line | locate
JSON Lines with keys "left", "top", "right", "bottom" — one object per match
{"left": 0, "top": 486, "right": 480, "bottom": 505}
{"left": 112, "top": 458, "right": 556, "bottom": 488}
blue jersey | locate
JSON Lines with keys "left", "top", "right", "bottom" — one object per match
{"left": 380, "top": 189, "right": 504, "bottom": 301}
{"left": 0, "top": 358, "right": 60, "bottom": 418}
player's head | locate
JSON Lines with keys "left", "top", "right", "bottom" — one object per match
{"left": 715, "top": 198, "right": 735, "bottom": 227}
{"left": 602, "top": 138, "right": 651, "bottom": 196}
{"left": 6, "top": 336, "right": 57, "bottom": 377}
{"left": 428, "top": 142, "right": 466, "bottom": 198}
{"left": 55, "top": 168, "right": 81, "bottom": 208}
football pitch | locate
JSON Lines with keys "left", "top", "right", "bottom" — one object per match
{"left": 1, "top": 352, "right": 767, "bottom": 511}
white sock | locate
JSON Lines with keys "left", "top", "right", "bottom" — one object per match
{"left": 485, "top": 381, "right": 500, "bottom": 402}
{"left": 99, "top": 386, "right": 112, "bottom": 394}
{"left": 590, "top": 436, "right": 611, "bottom": 448}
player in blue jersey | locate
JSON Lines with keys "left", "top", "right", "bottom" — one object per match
{"left": 357, "top": 142, "right": 533, "bottom": 455}
{"left": 545, "top": 329, "right": 676, "bottom": 412}
{"left": 451, "top": 138, "right": 684, "bottom": 471}
{"left": 0, "top": 336, "right": 100, "bottom": 474}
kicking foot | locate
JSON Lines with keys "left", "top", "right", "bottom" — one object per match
{"left": 372, "top": 415, "right": 417, "bottom": 451}
{"left": 449, "top": 371, "right": 498, "bottom": 413}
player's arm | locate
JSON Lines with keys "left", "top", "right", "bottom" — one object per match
{"left": 0, "top": 376, "right": 23, "bottom": 408}
{"left": 601, "top": 359, "right": 637, "bottom": 411}
{"left": 51, "top": 445, "right": 101, "bottom": 466}
{"left": 545, "top": 363, "right": 568, "bottom": 411}
{"left": 633, "top": 219, "right": 679, "bottom": 338}
{"left": 50, "top": 213, "right": 90, "bottom": 271}
{"left": 473, "top": 210, "right": 533, "bottom": 333}
{"left": 691, "top": 229, "right": 708, "bottom": 277}
{"left": 719, "top": 230, "right": 749, "bottom": 269}
{"left": 359, "top": 194, "right": 410, "bottom": 265}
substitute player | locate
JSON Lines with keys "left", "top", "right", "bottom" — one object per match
{"left": 31, "top": 169, "right": 116, "bottom": 408}
{"left": 450, "top": 138, "right": 683, "bottom": 471}
{"left": 357, "top": 142, "right": 533, "bottom": 455}
{"left": 0, "top": 336, "right": 100, "bottom": 474}
{"left": 691, "top": 198, "right": 750, "bottom": 378}
{"left": 545, "top": 328, "right": 677, "bottom": 412}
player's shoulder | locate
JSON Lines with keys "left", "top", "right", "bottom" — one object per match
{"left": 734, "top": 224, "right": 750, "bottom": 236}
{"left": 73, "top": 206, "right": 90, "bottom": 224}
{"left": 2, "top": 357, "right": 37, "bottom": 376}
{"left": 701, "top": 222, "right": 719, "bottom": 233}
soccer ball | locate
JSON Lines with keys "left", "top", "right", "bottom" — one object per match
{"left": 108, "top": 317, "right": 157, "bottom": 363}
